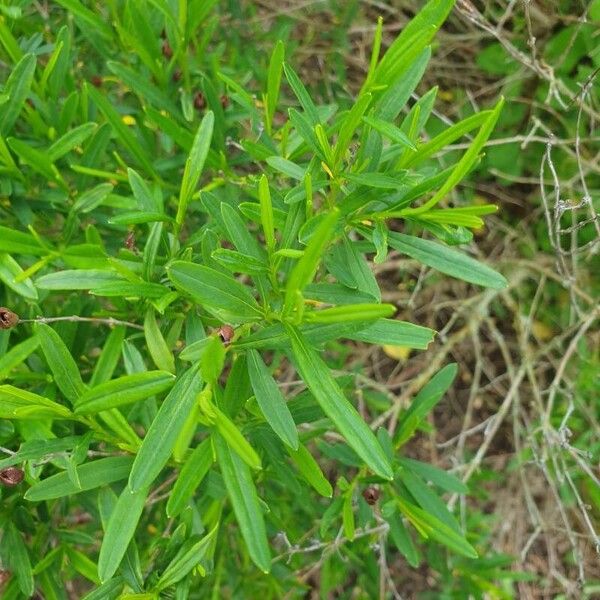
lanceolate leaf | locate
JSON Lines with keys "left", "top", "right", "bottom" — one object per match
{"left": 397, "top": 496, "right": 478, "bottom": 559}
{"left": 0, "top": 53, "right": 36, "bottom": 136}
{"left": 25, "top": 456, "right": 134, "bottom": 501}
{"left": 396, "top": 363, "right": 457, "bottom": 447}
{"left": 303, "top": 303, "right": 395, "bottom": 324}
{"left": 168, "top": 261, "right": 263, "bottom": 322}
{"left": 128, "top": 367, "right": 204, "bottom": 492}
{"left": 176, "top": 111, "right": 214, "bottom": 232}
{"left": 166, "top": 439, "right": 214, "bottom": 518}
{"left": 98, "top": 485, "right": 149, "bottom": 582}
{"left": 286, "top": 325, "right": 393, "bottom": 480}
{"left": 284, "top": 209, "right": 339, "bottom": 314}
{"left": 5, "top": 522, "right": 34, "bottom": 596}
{"left": 144, "top": 309, "right": 176, "bottom": 374}
{"left": 348, "top": 319, "right": 435, "bottom": 349}
{"left": 156, "top": 525, "right": 219, "bottom": 589}
{"left": 0, "top": 253, "right": 38, "bottom": 300}
{"left": 247, "top": 350, "right": 299, "bottom": 450}
{"left": 0, "top": 385, "right": 74, "bottom": 419}
{"left": 387, "top": 232, "right": 507, "bottom": 290}
{"left": 214, "top": 432, "right": 271, "bottom": 573}
{"left": 287, "top": 443, "right": 332, "bottom": 497}
{"left": 35, "top": 323, "right": 86, "bottom": 404}
{"left": 74, "top": 371, "right": 176, "bottom": 414}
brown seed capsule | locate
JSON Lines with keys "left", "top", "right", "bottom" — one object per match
{"left": 193, "top": 91, "right": 206, "bottom": 111}
{"left": 172, "top": 69, "right": 182, "bottom": 83}
{"left": 220, "top": 94, "right": 230, "bottom": 109}
{"left": 362, "top": 486, "right": 380, "bottom": 506}
{"left": 90, "top": 75, "right": 103, "bottom": 88}
{"left": 217, "top": 325, "right": 235, "bottom": 345}
{"left": 0, "top": 308, "right": 19, "bottom": 330}
{"left": 0, "top": 467, "right": 24, "bottom": 487}
{"left": 162, "top": 39, "right": 173, "bottom": 59}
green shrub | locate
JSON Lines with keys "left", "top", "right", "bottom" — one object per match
{"left": 0, "top": 1, "right": 509, "bottom": 597}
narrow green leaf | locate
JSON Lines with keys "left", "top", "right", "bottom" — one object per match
{"left": 75, "top": 371, "right": 176, "bottom": 414}
{"left": 36, "top": 270, "right": 125, "bottom": 290}
{"left": 0, "top": 226, "right": 44, "bottom": 255}
{"left": 48, "top": 122, "right": 96, "bottom": 162}
{"left": 284, "top": 209, "right": 339, "bottom": 314}
{"left": 265, "top": 40, "right": 285, "bottom": 134}
{"left": 91, "top": 281, "right": 167, "bottom": 299}
{"left": 398, "top": 468, "right": 461, "bottom": 533}
{"left": 54, "top": 0, "right": 113, "bottom": 39}
{"left": 334, "top": 93, "right": 373, "bottom": 165}
{"left": 127, "top": 168, "right": 158, "bottom": 212}
{"left": 344, "top": 172, "right": 407, "bottom": 189}
{"left": 348, "top": 318, "right": 435, "bottom": 350}
{"left": 214, "top": 407, "right": 262, "bottom": 470}
{"left": 0, "top": 336, "right": 39, "bottom": 381}
{"left": 166, "top": 439, "right": 213, "bottom": 517}
{"left": 258, "top": 175, "right": 275, "bottom": 251}
{"left": 408, "top": 98, "right": 504, "bottom": 213}
{"left": 214, "top": 433, "right": 271, "bottom": 573}
{"left": 385, "top": 506, "right": 420, "bottom": 567}
{"left": 128, "top": 367, "right": 204, "bottom": 492}
{"left": 362, "top": 115, "right": 416, "bottom": 150}
{"left": 5, "top": 522, "right": 34, "bottom": 596}
{"left": 400, "top": 457, "right": 468, "bottom": 493}
{"left": 98, "top": 485, "right": 148, "bottom": 582}
{"left": 25, "top": 456, "right": 134, "bottom": 501}
{"left": 247, "top": 350, "right": 298, "bottom": 450}
{"left": 371, "top": 0, "right": 454, "bottom": 88}
{"left": 403, "top": 110, "right": 491, "bottom": 168}
{"left": 85, "top": 82, "right": 155, "bottom": 176}
{"left": 73, "top": 182, "right": 114, "bottom": 213}
{"left": 36, "top": 323, "right": 86, "bottom": 404}
{"left": 287, "top": 443, "right": 332, "bottom": 497}
{"left": 286, "top": 325, "right": 393, "bottom": 480}
{"left": 144, "top": 309, "right": 175, "bottom": 373}
{"left": 0, "top": 385, "right": 73, "bottom": 419}
{"left": 156, "top": 525, "right": 218, "bottom": 589}
{"left": 397, "top": 496, "right": 478, "bottom": 559}
{"left": 0, "top": 53, "right": 36, "bottom": 136}
{"left": 396, "top": 363, "right": 457, "bottom": 446}
{"left": 387, "top": 232, "right": 507, "bottom": 289}
{"left": 0, "top": 253, "right": 38, "bottom": 300}
{"left": 342, "top": 489, "right": 356, "bottom": 540}
{"left": 176, "top": 111, "right": 214, "bottom": 233}
{"left": 283, "top": 63, "right": 319, "bottom": 125}
{"left": 168, "top": 261, "right": 263, "bottom": 323}
{"left": 303, "top": 303, "right": 395, "bottom": 324}
{"left": 266, "top": 156, "right": 306, "bottom": 180}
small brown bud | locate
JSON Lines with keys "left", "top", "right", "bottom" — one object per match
{"left": 193, "top": 91, "right": 206, "bottom": 111}
{"left": 362, "top": 486, "right": 380, "bottom": 506}
{"left": 0, "top": 467, "right": 24, "bottom": 487}
{"left": 162, "top": 40, "right": 173, "bottom": 59}
{"left": 220, "top": 94, "right": 230, "bottom": 109}
{"left": 217, "top": 325, "right": 235, "bottom": 345}
{"left": 90, "top": 75, "right": 103, "bottom": 88}
{"left": 0, "top": 308, "right": 19, "bottom": 329}
{"left": 172, "top": 69, "right": 182, "bottom": 83}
